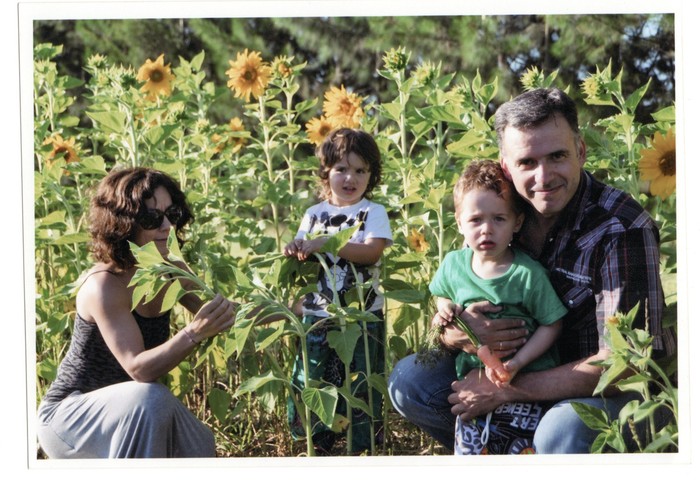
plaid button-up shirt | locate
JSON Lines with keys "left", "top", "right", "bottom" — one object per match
{"left": 515, "top": 171, "right": 676, "bottom": 364}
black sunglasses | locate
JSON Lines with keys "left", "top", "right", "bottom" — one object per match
{"left": 137, "top": 205, "right": 184, "bottom": 230}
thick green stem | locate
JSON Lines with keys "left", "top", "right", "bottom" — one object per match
{"left": 259, "top": 96, "right": 282, "bottom": 250}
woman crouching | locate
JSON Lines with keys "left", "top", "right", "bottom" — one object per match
{"left": 37, "top": 167, "right": 236, "bottom": 458}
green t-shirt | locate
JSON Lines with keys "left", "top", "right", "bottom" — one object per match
{"left": 429, "top": 247, "right": 568, "bottom": 379}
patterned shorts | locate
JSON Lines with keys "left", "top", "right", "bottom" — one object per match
{"left": 455, "top": 401, "right": 552, "bottom": 455}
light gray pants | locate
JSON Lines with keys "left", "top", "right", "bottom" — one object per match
{"left": 37, "top": 381, "right": 216, "bottom": 458}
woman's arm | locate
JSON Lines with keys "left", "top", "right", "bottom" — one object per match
{"left": 79, "top": 272, "right": 234, "bottom": 382}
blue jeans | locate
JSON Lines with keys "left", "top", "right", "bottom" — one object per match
{"left": 388, "top": 353, "right": 638, "bottom": 453}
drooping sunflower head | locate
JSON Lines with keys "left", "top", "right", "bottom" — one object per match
{"left": 408, "top": 228, "right": 430, "bottom": 253}
{"left": 211, "top": 117, "right": 248, "bottom": 154}
{"left": 322, "top": 85, "right": 364, "bottom": 129}
{"left": 305, "top": 116, "right": 337, "bottom": 146}
{"left": 44, "top": 134, "right": 80, "bottom": 166}
{"left": 228, "top": 117, "right": 247, "bottom": 151}
{"left": 638, "top": 129, "right": 676, "bottom": 200}
{"left": 226, "top": 49, "right": 272, "bottom": 102}
{"left": 136, "top": 54, "right": 175, "bottom": 101}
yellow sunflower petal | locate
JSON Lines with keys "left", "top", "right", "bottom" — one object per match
{"left": 136, "top": 54, "right": 175, "bottom": 101}
{"left": 637, "top": 129, "right": 675, "bottom": 200}
{"left": 226, "top": 49, "right": 272, "bottom": 102}
{"left": 305, "top": 116, "right": 336, "bottom": 146}
{"left": 323, "top": 85, "right": 363, "bottom": 129}
{"left": 408, "top": 229, "right": 429, "bottom": 252}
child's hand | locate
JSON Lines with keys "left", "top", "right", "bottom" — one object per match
{"left": 285, "top": 238, "right": 328, "bottom": 261}
{"left": 484, "top": 359, "right": 520, "bottom": 388}
{"left": 484, "top": 365, "right": 511, "bottom": 387}
{"left": 434, "top": 299, "right": 463, "bottom": 327}
{"left": 283, "top": 239, "right": 303, "bottom": 258}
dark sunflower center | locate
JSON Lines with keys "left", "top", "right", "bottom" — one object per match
{"left": 659, "top": 151, "right": 676, "bottom": 176}
{"left": 56, "top": 147, "right": 70, "bottom": 161}
{"left": 243, "top": 69, "right": 256, "bottom": 82}
{"left": 150, "top": 70, "right": 164, "bottom": 83}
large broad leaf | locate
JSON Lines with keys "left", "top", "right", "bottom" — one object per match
{"left": 384, "top": 289, "right": 425, "bottom": 304}
{"left": 231, "top": 302, "right": 259, "bottom": 356}
{"left": 302, "top": 386, "right": 338, "bottom": 428}
{"left": 166, "top": 227, "right": 184, "bottom": 262}
{"left": 160, "top": 279, "right": 184, "bottom": 313}
{"left": 255, "top": 324, "right": 285, "bottom": 352}
{"left": 367, "top": 373, "right": 390, "bottom": 400}
{"left": 570, "top": 401, "right": 610, "bottom": 431}
{"left": 327, "top": 325, "right": 362, "bottom": 366}
{"left": 86, "top": 110, "right": 127, "bottom": 134}
{"left": 52, "top": 232, "right": 91, "bottom": 245}
{"left": 446, "top": 130, "right": 488, "bottom": 157}
{"left": 234, "top": 370, "right": 286, "bottom": 398}
{"left": 336, "top": 385, "right": 372, "bottom": 416}
{"left": 207, "top": 388, "right": 232, "bottom": 423}
{"left": 594, "top": 356, "right": 629, "bottom": 395}
{"left": 318, "top": 225, "right": 360, "bottom": 256}
{"left": 129, "top": 241, "right": 167, "bottom": 268}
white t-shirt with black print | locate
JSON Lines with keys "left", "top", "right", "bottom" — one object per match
{"left": 294, "top": 198, "right": 393, "bottom": 318}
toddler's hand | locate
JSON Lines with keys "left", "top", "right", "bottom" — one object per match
{"left": 484, "top": 359, "right": 520, "bottom": 388}
{"left": 296, "top": 237, "right": 327, "bottom": 261}
{"left": 484, "top": 365, "right": 512, "bottom": 387}
{"left": 435, "top": 301, "right": 463, "bottom": 327}
{"left": 283, "top": 239, "right": 302, "bottom": 258}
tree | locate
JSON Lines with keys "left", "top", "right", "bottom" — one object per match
{"left": 34, "top": 14, "right": 674, "bottom": 125}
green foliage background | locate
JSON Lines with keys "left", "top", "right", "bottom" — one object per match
{"left": 33, "top": 12, "right": 677, "bottom": 456}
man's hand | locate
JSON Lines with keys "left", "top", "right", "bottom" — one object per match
{"left": 448, "top": 368, "right": 509, "bottom": 421}
{"left": 440, "top": 301, "right": 528, "bottom": 356}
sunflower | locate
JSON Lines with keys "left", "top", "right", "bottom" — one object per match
{"left": 382, "top": 47, "right": 409, "bottom": 72}
{"left": 272, "top": 55, "right": 293, "bottom": 79}
{"left": 136, "top": 54, "right": 175, "bottom": 101}
{"left": 638, "top": 129, "right": 676, "bottom": 200}
{"left": 228, "top": 117, "right": 247, "bottom": 151}
{"left": 412, "top": 60, "right": 439, "bottom": 86}
{"left": 44, "top": 134, "right": 80, "bottom": 166}
{"left": 520, "top": 66, "right": 545, "bottom": 91}
{"left": 305, "top": 116, "right": 336, "bottom": 146}
{"left": 407, "top": 228, "right": 430, "bottom": 253}
{"left": 323, "top": 85, "right": 364, "bottom": 129}
{"left": 211, "top": 117, "right": 247, "bottom": 154}
{"left": 226, "top": 49, "right": 272, "bottom": 102}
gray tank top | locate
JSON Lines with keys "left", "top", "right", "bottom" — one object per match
{"left": 41, "top": 271, "right": 170, "bottom": 404}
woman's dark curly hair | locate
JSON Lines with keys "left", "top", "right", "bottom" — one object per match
{"left": 88, "top": 167, "right": 193, "bottom": 270}
{"left": 316, "top": 128, "right": 382, "bottom": 201}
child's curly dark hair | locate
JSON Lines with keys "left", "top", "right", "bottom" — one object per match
{"left": 316, "top": 128, "right": 382, "bottom": 201}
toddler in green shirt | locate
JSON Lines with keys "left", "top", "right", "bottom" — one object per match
{"left": 430, "top": 160, "right": 567, "bottom": 454}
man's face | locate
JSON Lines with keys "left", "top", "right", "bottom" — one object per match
{"left": 500, "top": 113, "right": 586, "bottom": 221}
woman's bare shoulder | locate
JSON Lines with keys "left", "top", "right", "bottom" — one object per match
{"left": 76, "top": 264, "right": 132, "bottom": 320}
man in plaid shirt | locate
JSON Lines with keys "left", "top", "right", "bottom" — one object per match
{"left": 388, "top": 88, "right": 676, "bottom": 453}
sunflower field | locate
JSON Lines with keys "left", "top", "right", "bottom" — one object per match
{"left": 33, "top": 41, "right": 677, "bottom": 456}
